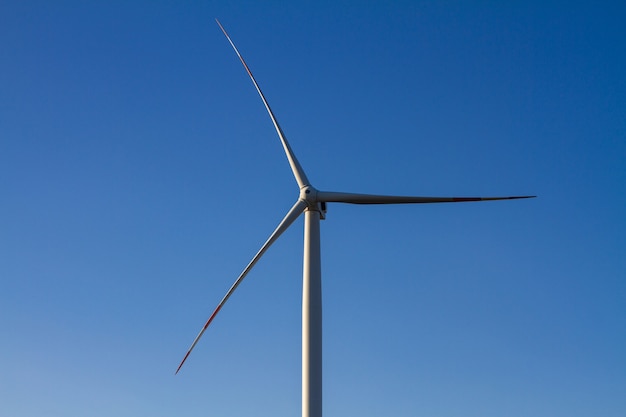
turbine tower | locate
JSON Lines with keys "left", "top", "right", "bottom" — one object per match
{"left": 176, "top": 19, "right": 535, "bottom": 417}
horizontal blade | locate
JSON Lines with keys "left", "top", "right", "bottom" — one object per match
{"left": 317, "top": 191, "right": 536, "bottom": 204}
{"left": 216, "top": 19, "right": 310, "bottom": 188}
{"left": 176, "top": 199, "right": 308, "bottom": 374}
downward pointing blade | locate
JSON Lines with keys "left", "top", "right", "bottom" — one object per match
{"left": 317, "top": 191, "right": 536, "bottom": 204}
{"left": 176, "top": 199, "right": 308, "bottom": 374}
{"left": 216, "top": 19, "right": 310, "bottom": 188}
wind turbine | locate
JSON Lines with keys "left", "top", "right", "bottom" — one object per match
{"left": 176, "top": 19, "right": 535, "bottom": 417}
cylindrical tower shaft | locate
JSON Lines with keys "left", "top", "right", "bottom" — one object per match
{"left": 302, "top": 208, "right": 322, "bottom": 417}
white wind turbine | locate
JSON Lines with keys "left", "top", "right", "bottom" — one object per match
{"left": 176, "top": 19, "right": 535, "bottom": 417}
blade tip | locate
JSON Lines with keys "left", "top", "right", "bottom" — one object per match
{"left": 175, "top": 362, "right": 184, "bottom": 375}
{"left": 175, "top": 350, "right": 192, "bottom": 375}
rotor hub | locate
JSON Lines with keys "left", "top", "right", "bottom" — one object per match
{"left": 300, "top": 185, "right": 319, "bottom": 206}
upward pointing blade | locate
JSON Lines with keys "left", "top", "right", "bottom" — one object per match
{"left": 176, "top": 199, "right": 308, "bottom": 374}
{"left": 216, "top": 19, "right": 310, "bottom": 188}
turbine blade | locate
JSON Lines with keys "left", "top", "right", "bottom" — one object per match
{"left": 216, "top": 19, "right": 310, "bottom": 188}
{"left": 317, "top": 191, "right": 536, "bottom": 204}
{"left": 176, "top": 199, "right": 308, "bottom": 374}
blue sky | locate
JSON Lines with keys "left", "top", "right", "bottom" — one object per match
{"left": 1, "top": 1, "right": 625, "bottom": 416}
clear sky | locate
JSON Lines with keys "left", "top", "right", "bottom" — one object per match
{"left": 1, "top": 1, "right": 625, "bottom": 416}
